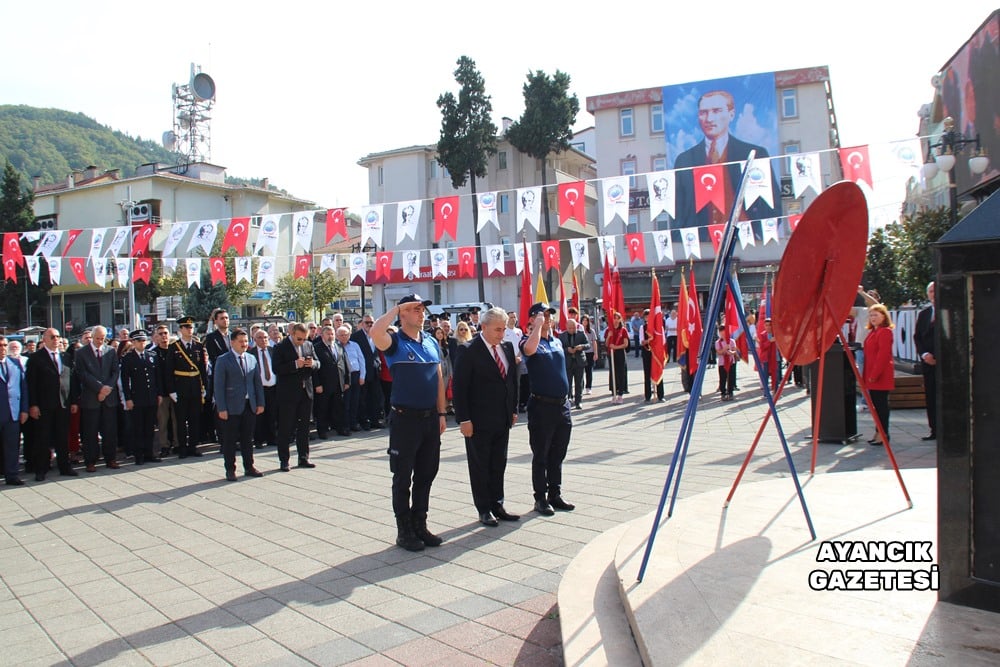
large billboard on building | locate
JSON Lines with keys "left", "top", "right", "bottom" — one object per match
{"left": 662, "top": 71, "right": 781, "bottom": 230}
{"left": 939, "top": 11, "right": 999, "bottom": 196}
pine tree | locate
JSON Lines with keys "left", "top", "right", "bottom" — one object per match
{"left": 0, "top": 161, "right": 46, "bottom": 327}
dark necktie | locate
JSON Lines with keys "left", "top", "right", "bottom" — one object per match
{"left": 0, "top": 360, "right": 7, "bottom": 384}
{"left": 261, "top": 349, "right": 271, "bottom": 381}
{"left": 493, "top": 345, "right": 506, "bottom": 379}
{"left": 238, "top": 354, "right": 246, "bottom": 376}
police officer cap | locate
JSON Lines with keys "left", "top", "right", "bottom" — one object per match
{"left": 177, "top": 316, "right": 196, "bottom": 326}
{"left": 528, "top": 302, "right": 557, "bottom": 317}
{"left": 467, "top": 306, "right": 481, "bottom": 314}
{"left": 398, "top": 293, "right": 432, "bottom": 307}
{"left": 129, "top": 330, "right": 149, "bottom": 341}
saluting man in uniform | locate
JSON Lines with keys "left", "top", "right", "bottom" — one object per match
{"left": 165, "top": 316, "right": 207, "bottom": 458}
{"left": 120, "top": 330, "right": 163, "bottom": 465}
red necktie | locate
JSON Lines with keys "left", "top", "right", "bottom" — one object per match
{"left": 493, "top": 345, "right": 506, "bottom": 379}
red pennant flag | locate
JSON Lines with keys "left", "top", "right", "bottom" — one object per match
{"left": 839, "top": 145, "right": 873, "bottom": 190}
{"left": 726, "top": 286, "right": 748, "bottom": 363}
{"left": 541, "top": 241, "right": 560, "bottom": 272}
{"left": 557, "top": 181, "right": 586, "bottom": 226}
{"left": 326, "top": 208, "right": 348, "bottom": 243}
{"left": 649, "top": 273, "right": 667, "bottom": 383}
{"left": 519, "top": 239, "right": 534, "bottom": 331}
{"left": 625, "top": 233, "right": 646, "bottom": 263}
{"left": 133, "top": 258, "right": 152, "bottom": 284}
{"left": 601, "top": 255, "right": 613, "bottom": 323}
{"left": 131, "top": 224, "right": 157, "bottom": 257}
{"left": 64, "top": 229, "right": 83, "bottom": 254}
{"left": 69, "top": 257, "right": 87, "bottom": 283}
{"left": 3, "top": 233, "right": 24, "bottom": 268}
{"left": 677, "top": 271, "right": 690, "bottom": 362}
{"left": 222, "top": 217, "right": 250, "bottom": 254}
{"left": 375, "top": 251, "right": 393, "bottom": 281}
{"left": 708, "top": 223, "right": 726, "bottom": 254}
{"left": 559, "top": 277, "right": 569, "bottom": 330}
{"left": 210, "top": 257, "right": 228, "bottom": 285}
{"left": 571, "top": 270, "right": 580, "bottom": 313}
{"left": 693, "top": 164, "right": 726, "bottom": 213}
{"left": 610, "top": 265, "right": 625, "bottom": 321}
{"left": 682, "top": 270, "right": 703, "bottom": 374}
{"left": 788, "top": 214, "right": 803, "bottom": 233}
{"left": 3, "top": 257, "right": 17, "bottom": 283}
{"left": 457, "top": 246, "right": 475, "bottom": 278}
{"left": 293, "top": 254, "right": 311, "bottom": 280}
{"left": 434, "top": 196, "right": 460, "bottom": 242}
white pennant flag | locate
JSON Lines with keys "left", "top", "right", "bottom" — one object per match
{"left": 652, "top": 231, "right": 674, "bottom": 264}
{"left": 319, "top": 254, "right": 337, "bottom": 274}
{"left": 516, "top": 187, "right": 542, "bottom": 233}
{"left": 570, "top": 238, "right": 589, "bottom": 270}
{"left": 36, "top": 230, "right": 63, "bottom": 257}
{"left": 255, "top": 215, "right": 281, "bottom": 255}
{"left": 743, "top": 160, "right": 775, "bottom": 210}
{"left": 485, "top": 244, "right": 505, "bottom": 276}
{"left": 597, "top": 235, "right": 616, "bottom": 268}
{"left": 360, "top": 206, "right": 384, "bottom": 249}
{"left": 257, "top": 257, "right": 276, "bottom": 286}
{"left": 476, "top": 192, "right": 499, "bottom": 233}
{"left": 107, "top": 227, "right": 130, "bottom": 257}
{"left": 46, "top": 257, "right": 61, "bottom": 285}
{"left": 647, "top": 171, "right": 676, "bottom": 222}
{"left": 185, "top": 258, "right": 201, "bottom": 287}
{"left": 430, "top": 248, "right": 448, "bottom": 279}
{"left": 396, "top": 200, "right": 422, "bottom": 242}
{"left": 515, "top": 243, "right": 532, "bottom": 276}
{"left": 680, "top": 227, "right": 701, "bottom": 260}
{"left": 89, "top": 228, "right": 107, "bottom": 262}
{"left": 601, "top": 177, "right": 629, "bottom": 230}
{"left": 163, "top": 222, "right": 189, "bottom": 257}
{"left": 93, "top": 258, "right": 108, "bottom": 286}
{"left": 115, "top": 259, "right": 130, "bottom": 287}
{"left": 292, "top": 212, "right": 315, "bottom": 254}
{"left": 163, "top": 257, "right": 178, "bottom": 275}
{"left": 235, "top": 256, "right": 253, "bottom": 285}
{"left": 188, "top": 220, "right": 218, "bottom": 255}
{"left": 738, "top": 221, "right": 755, "bottom": 250}
{"left": 25, "top": 256, "right": 40, "bottom": 285}
{"left": 402, "top": 250, "right": 421, "bottom": 280}
{"left": 762, "top": 218, "right": 780, "bottom": 245}
{"left": 348, "top": 253, "right": 367, "bottom": 282}
{"left": 22, "top": 231, "right": 40, "bottom": 243}
{"left": 790, "top": 152, "right": 822, "bottom": 198}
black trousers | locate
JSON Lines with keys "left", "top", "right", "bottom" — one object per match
{"left": 667, "top": 335, "right": 678, "bottom": 363}
{"left": 221, "top": 403, "right": 256, "bottom": 473}
{"left": 313, "top": 384, "right": 344, "bottom": 436}
{"left": 255, "top": 385, "right": 278, "bottom": 446}
{"left": 870, "top": 389, "right": 891, "bottom": 441}
{"left": 1, "top": 419, "right": 20, "bottom": 481}
{"left": 129, "top": 405, "right": 157, "bottom": 462}
{"left": 718, "top": 364, "right": 736, "bottom": 397}
{"left": 642, "top": 350, "right": 664, "bottom": 400}
{"left": 32, "top": 406, "right": 70, "bottom": 474}
{"left": 388, "top": 410, "right": 441, "bottom": 516}
{"left": 566, "top": 363, "right": 585, "bottom": 406}
{"left": 922, "top": 367, "right": 937, "bottom": 435}
{"left": 277, "top": 389, "right": 312, "bottom": 464}
{"left": 81, "top": 405, "right": 118, "bottom": 465}
{"left": 527, "top": 399, "right": 572, "bottom": 500}
{"left": 464, "top": 428, "right": 510, "bottom": 513}
{"left": 174, "top": 391, "right": 202, "bottom": 455}
{"left": 359, "top": 378, "right": 384, "bottom": 426}
{"left": 584, "top": 354, "right": 595, "bottom": 390}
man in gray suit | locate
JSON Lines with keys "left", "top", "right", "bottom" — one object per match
{"left": 73, "top": 325, "right": 121, "bottom": 471}
{"left": 214, "top": 329, "right": 265, "bottom": 481}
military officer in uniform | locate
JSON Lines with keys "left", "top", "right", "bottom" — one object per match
{"left": 120, "top": 330, "right": 163, "bottom": 464}
{"left": 165, "top": 316, "right": 207, "bottom": 458}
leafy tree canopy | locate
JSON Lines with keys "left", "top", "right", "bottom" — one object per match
{"left": 268, "top": 270, "right": 347, "bottom": 323}
{"left": 0, "top": 161, "right": 48, "bottom": 327}
{"left": 436, "top": 56, "right": 497, "bottom": 190}
{"left": 506, "top": 70, "right": 580, "bottom": 160}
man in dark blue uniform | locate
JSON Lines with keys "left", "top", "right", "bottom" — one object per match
{"left": 372, "top": 294, "right": 447, "bottom": 552}
{"left": 120, "top": 330, "right": 162, "bottom": 464}
{"left": 521, "top": 303, "right": 576, "bottom": 516}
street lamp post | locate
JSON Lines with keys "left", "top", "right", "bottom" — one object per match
{"left": 921, "top": 116, "right": 990, "bottom": 225}
{"left": 118, "top": 188, "right": 139, "bottom": 330}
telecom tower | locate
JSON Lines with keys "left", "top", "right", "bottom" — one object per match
{"left": 163, "top": 63, "right": 216, "bottom": 164}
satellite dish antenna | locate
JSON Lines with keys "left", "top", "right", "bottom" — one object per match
{"left": 162, "top": 131, "right": 177, "bottom": 151}
{"left": 191, "top": 72, "right": 216, "bottom": 101}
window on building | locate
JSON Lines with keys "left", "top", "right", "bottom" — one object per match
{"left": 650, "top": 104, "right": 664, "bottom": 134}
{"left": 377, "top": 166, "right": 384, "bottom": 186}
{"left": 627, "top": 213, "right": 639, "bottom": 231}
{"left": 652, "top": 156, "right": 667, "bottom": 173}
{"left": 622, "top": 159, "right": 637, "bottom": 189}
{"left": 570, "top": 141, "right": 586, "bottom": 152}
{"left": 783, "top": 142, "right": 802, "bottom": 177}
{"left": 428, "top": 159, "right": 438, "bottom": 179}
{"left": 442, "top": 166, "right": 451, "bottom": 182}
{"left": 781, "top": 88, "right": 798, "bottom": 119}
{"left": 620, "top": 108, "right": 634, "bottom": 137}
{"left": 498, "top": 151, "right": 508, "bottom": 170}
{"left": 783, "top": 143, "right": 801, "bottom": 155}
{"left": 85, "top": 301, "right": 101, "bottom": 327}
{"left": 499, "top": 193, "right": 509, "bottom": 213}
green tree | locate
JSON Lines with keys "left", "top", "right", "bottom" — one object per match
{"left": 436, "top": 56, "right": 497, "bottom": 302}
{"left": 894, "top": 207, "right": 952, "bottom": 306}
{"left": 0, "top": 161, "right": 48, "bottom": 327}
{"left": 861, "top": 227, "right": 905, "bottom": 308}
{"left": 269, "top": 269, "right": 347, "bottom": 322}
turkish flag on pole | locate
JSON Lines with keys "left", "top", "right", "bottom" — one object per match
{"left": 610, "top": 265, "right": 625, "bottom": 321}
{"left": 726, "top": 285, "right": 748, "bottom": 363}
{"left": 69, "top": 257, "right": 88, "bottom": 284}
{"left": 788, "top": 214, "right": 803, "bottom": 233}
{"left": 677, "top": 270, "right": 690, "bottom": 362}
{"left": 375, "top": 251, "right": 393, "bottom": 281}
{"left": 133, "top": 258, "right": 152, "bottom": 284}
{"left": 559, "top": 276, "right": 569, "bottom": 330}
{"left": 571, "top": 270, "right": 580, "bottom": 313}
{"left": 693, "top": 164, "right": 726, "bottom": 213}
{"left": 649, "top": 273, "right": 667, "bottom": 383}
{"left": 3, "top": 233, "right": 24, "bottom": 268}
{"left": 519, "top": 239, "right": 533, "bottom": 330}
{"left": 131, "top": 224, "right": 157, "bottom": 257}
{"left": 434, "top": 196, "right": 460, "bottom": 242}
{"left": 686, "top": 270, "right": 703, "bottom": 374}
{"left": 558, "top": 181, "right": 586, "bottom": 226}
{"left": 326, "top": 208, "right": 348, "bottom": 243}
{"left": 541, "top": 240, "right": 560, "bottom": 272}
{"left": 839, "top": 145, "right": 874, "bottom": 189}
{"left": 708, "top": 223, "right": 726, "bottom": 255}
{"left": 294, "top": 254, "right": 311, "bottom": 280}
{"left": 210, "top": 257, "right": 228, "bottom": 285}
{"left": 222, "top": 217, "right": 251, "bottom": 254}
{"left": 601, "top": 255, "right": 613, "bottom": 322}
{"left": 625, "top": 232, "right": 646, "bottom": 263}
{"left": 64, "top": 229, "right": 83, "bottom": 254}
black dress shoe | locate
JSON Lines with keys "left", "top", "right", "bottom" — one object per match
{"left": 533, "top": 500, "right": 555, "bottom": 516}
{"left": 148, "top": 457, "right": 162, "bottom": 463}
{"left": 60, "top": 468, "right": 79, "bottom": 477}
{"left": 35, "top": 472, "right": 45, "bottom": 482}
{"left": 350, "top": 425, "right": 362, "bottom": 432}
{"left": 244, "top": 468, "right": 264, "bottom": 477}
{"left": 337, "top": 429, "right": 351, "bottom": 437}
{"left": 279, "top": 464, "right": 290, "bottom": 472}
{"left": 921, "top": 433, "right": 936, "bottom": 441}
{"left": 549, "top": 496, "right": 576, "bottom": 511}
{"left": 360, "top": 424, "right": 371, "bottom": 431}
{"left": 297, "top": 460, "right": 316, "bottom": 469}
{"left": 479, "top": 511, "right": 499, "bottom": 527}
{"left": 316, "top": 432, "right": 329, "bottom": 439}
{"left": 492, "top": 505, "right": 520, "bottom": 522}
{"left": 189, "top": 450, "right": 203, "bottom": 457}
{"left": 225, "top": 472, "right": 238, "bottom": 482}
{"left": 370, "top": 421, "right": 384, "bottom": 429}
{"left": 6, "top": 479, "right": 24, "bottom": 486}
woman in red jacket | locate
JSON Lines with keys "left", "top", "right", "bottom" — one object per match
{"left": 863, "top": 304, "right": 895, "bottom": 446}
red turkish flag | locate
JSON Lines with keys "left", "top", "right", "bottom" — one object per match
{"left": 625, "top": 233, "right": 646, "bottom": 263}
{"left": 649, "top": 274, "right": 666, "bottom": 383}
{"left": 693, "top": 164, "right": 726, "bottom": 213}
{"left": 601, "top": 256, "right": 613, "bottom": 322}
{"left": 210, "top": 257, "right": 228, "bottom": 285}
{"left": 131, "top": 224, "right": 157, "bottom": 257}
{"left": 293, "top": 254, "right": 311, "bottom": 280}
{"left": 222, "top": 217, "right": 250, "bottom": 254}
{"left": 571, "top": 270, "right": 580, "bottom": 313}
{"left": 457, "top": 246, "right": 475, "bottom": 278}
{"left": 64, "top": 229, "right": 83, "bottom": 254}
{"left": 788, "top": 214, "right": 803, "bottom": 233}
{"left": 726, "top": 285, "right": 748, "bottom": 363}
{"left": 434, "top": 196, "right": 460, "bottom": 242}
{"left": 839, "top": 145, "right": 873, "bottom": 190}
{"left": 541, "top": 241, "right": 560, "bottom": 272}
{"left": 326, "top": 208, "right": 348, "bottom": 243}
{"left": 708, "top": 223, "right": 726, "bottom": 254}
{"left": 3, "top": 258, "right": 17, "bottom": 283}
{"left": 558, "top": 181, "right": 586, "bottom": 226}
{"left": 69, "top": 257, "right": 87, "bottom": 283}
{"left": 375, "top": 251, "right": 393, "bottom": 281}
{"left": 3, "top": 233, "right": 24, "bottom": 268}
{"left": 133, "top": 258, "right": 152, "bottom": 284}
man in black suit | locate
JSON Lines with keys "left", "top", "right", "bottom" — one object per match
{"left": 351, "top": 314, "right": 384, "bottom": 430}
{"left": 120, "top": 330, "right": 162, "bottom": 465}
{"left": 453, "top": 307, "right": 520, "bottom": 526}
{"left": 313, "top": 325, "right": 348, "bottom": 438}
{"left": 203, "top": 308, "right": 231, "bottom": 445}
{"left": 272, "top": 322, "right": 320, "bottom": 470}
{"left": 673, "top": 89, "right": 781, "bottom": 229}
{"left": 250, "top": 329, "right": 278, "bottom": 448}
{"left": 914, "top": 281, "right": 937, "bottom": 441}
{"left": 72, "top": 325, "right": 121, "bottom": 471}
{"left": 26, "top": 328, "right": 78, "bottom": 481}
